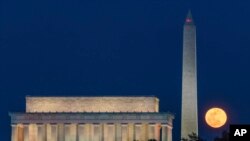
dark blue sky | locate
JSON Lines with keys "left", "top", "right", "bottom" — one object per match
{"left": 1, "top": 0, "right": 250, "bottom": 140}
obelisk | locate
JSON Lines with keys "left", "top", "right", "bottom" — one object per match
{"left": 181, "top": 11, "right": 198, "bottom": 138}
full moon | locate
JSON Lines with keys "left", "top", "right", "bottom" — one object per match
{"left": 205, "top": 107, "right": 227, "bottom": 128}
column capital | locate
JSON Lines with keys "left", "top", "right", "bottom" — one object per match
{"left": 148, "top": 123, "right": 157, "bottom": 126}
{"left": 36, "top": 123, "right": 44, "bottom": 127}
{"left": 78, "top": 123, "right": 85, "bottom": 126}
{"left": 17, "top": 123, "right": 24, "bottom": 128}
{"left": 161, "top": 124, "right": 173, "bottom": 129}
{"left": 135, "top": 123, "right": 142, "bottom": 126}
{"left": 11, "top": 124, "right": 17, "bottom": 127}
{"left": 22, "top": 123, "right": 29, "bottom": 127}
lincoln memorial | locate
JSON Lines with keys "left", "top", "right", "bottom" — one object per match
{"left": 9, "top": 96, "right": 174, "bottom": 141}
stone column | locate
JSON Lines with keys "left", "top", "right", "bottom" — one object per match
{"left": 135, "top": 124, "right": 141, "bottom": 141}
{"left": 92, "top": 124, "right": 101, "bottom": 141}
{"left": 46, "top": 124, "right": 52, "bottom": 141}
{"left": 11, "top": 124, "right": 18, "bottom": 141}
{"left": 18, "top": 124, "right": 24, "bottom": 141}
{"left": 142, "top": 124, "right": 148, "bottom": 141}
{"left": 155, "top": 124, "right": 161, "bottom": 141}
{"left": 86, "top": 124, "right": 94, "bottom": 141}
{"left": 78, "top": 124, "right": 83, "bottom": 141}
{"left": 29, "top": 124, "right": 38, "bottom": 141}
{"left": 78, "top": 124, "right": 90, "bottom": 141}
{"left": 128, "top": 123, "right": 134, "bottom": 141}
{"left": 71, "top": 124, "right": 77, "bottom": 141}
{"left": 37, "top": 124, "right": 46, "bottom": 141}
{"left": 58, "top": 124, "right": 65, "bottom": 141}
{"left": 46, "top": 124, "right": 51, "bottom": 141}
{"left": 115, "top": 124, "right": 122, "bottom": 141}
{"left": 103, "top": 124, "right": 107, "bottom": 141}
{"left": 148, "top": 124, "right": 155, "bottom": 140}
{"left": 76, "top": 124, "right": 79, "bottom": 141}
{"left": 51, "top": 124, "right": 58, "bottom": 141}
{"left": 65, "top": 124, "right": 77, "bottom": 141}
{"left": 23, "top": 124, "right": 29, "bottom": 141}
{"left": 121, "top": 124, "right": 128, "bottom": 141}
{"left": 107, "top": 124, "right": 115, "bottom": 141}
{"left": 162, "top": 124, "right": 172, "bottom": 141}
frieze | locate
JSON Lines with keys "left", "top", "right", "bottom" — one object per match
{"left": 10, "top": 113, "right": 174, "bottom": 126}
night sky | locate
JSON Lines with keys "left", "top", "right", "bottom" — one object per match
{"left": 1, "top": 0, "right": 250, "bottom": 140}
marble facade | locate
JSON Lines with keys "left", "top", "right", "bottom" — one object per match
{"left": 10, "top": 96, "right": 174, "bottom": 141}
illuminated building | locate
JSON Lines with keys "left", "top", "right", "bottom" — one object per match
{"left": 10, "top": 96, "right": 174, "bottom": 141}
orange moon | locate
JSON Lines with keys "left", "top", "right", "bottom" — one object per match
{"left": 205, "top": 107, "right": 227, "bottom": 128}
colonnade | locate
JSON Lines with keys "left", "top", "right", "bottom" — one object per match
{"left": 11, "top": 123, "right": 172, "bottom": 141}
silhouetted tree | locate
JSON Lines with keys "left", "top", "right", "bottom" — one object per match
{"left": 181, "top": 132, "right": 205, "bottom": 141}
{"left": 214, "top": 130, "right": 229, "bottom": 141}
{"left": 148, "top": 139, "right": 157, "bottom": 141}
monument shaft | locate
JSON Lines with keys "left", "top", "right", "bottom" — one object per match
{"left": 181, "top": 11, "right": 198, "bottom": 138}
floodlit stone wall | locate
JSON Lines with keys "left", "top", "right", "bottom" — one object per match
{"left": 26, "top": 96, "right": 159, "bottom": 113}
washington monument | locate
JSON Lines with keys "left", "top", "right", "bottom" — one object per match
{"left": 181, "top": 11, "right": 198, "bottom": 138}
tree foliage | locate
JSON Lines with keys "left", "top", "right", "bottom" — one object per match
{"left": 214, "top": 130, "right": 229, "bottom": 141}
{"left": 181, "top": 132, "right": 205, "bottom": 141}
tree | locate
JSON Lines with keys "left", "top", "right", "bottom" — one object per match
{"left": 214, "top": 130, "right": 229, "bottom": 141}
{"left": 181, "top": 132, "right": 205, "bottom": 141}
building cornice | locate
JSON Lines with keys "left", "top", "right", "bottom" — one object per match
{"left": 9, "top": 112, "right": 174, "bottom": 127}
